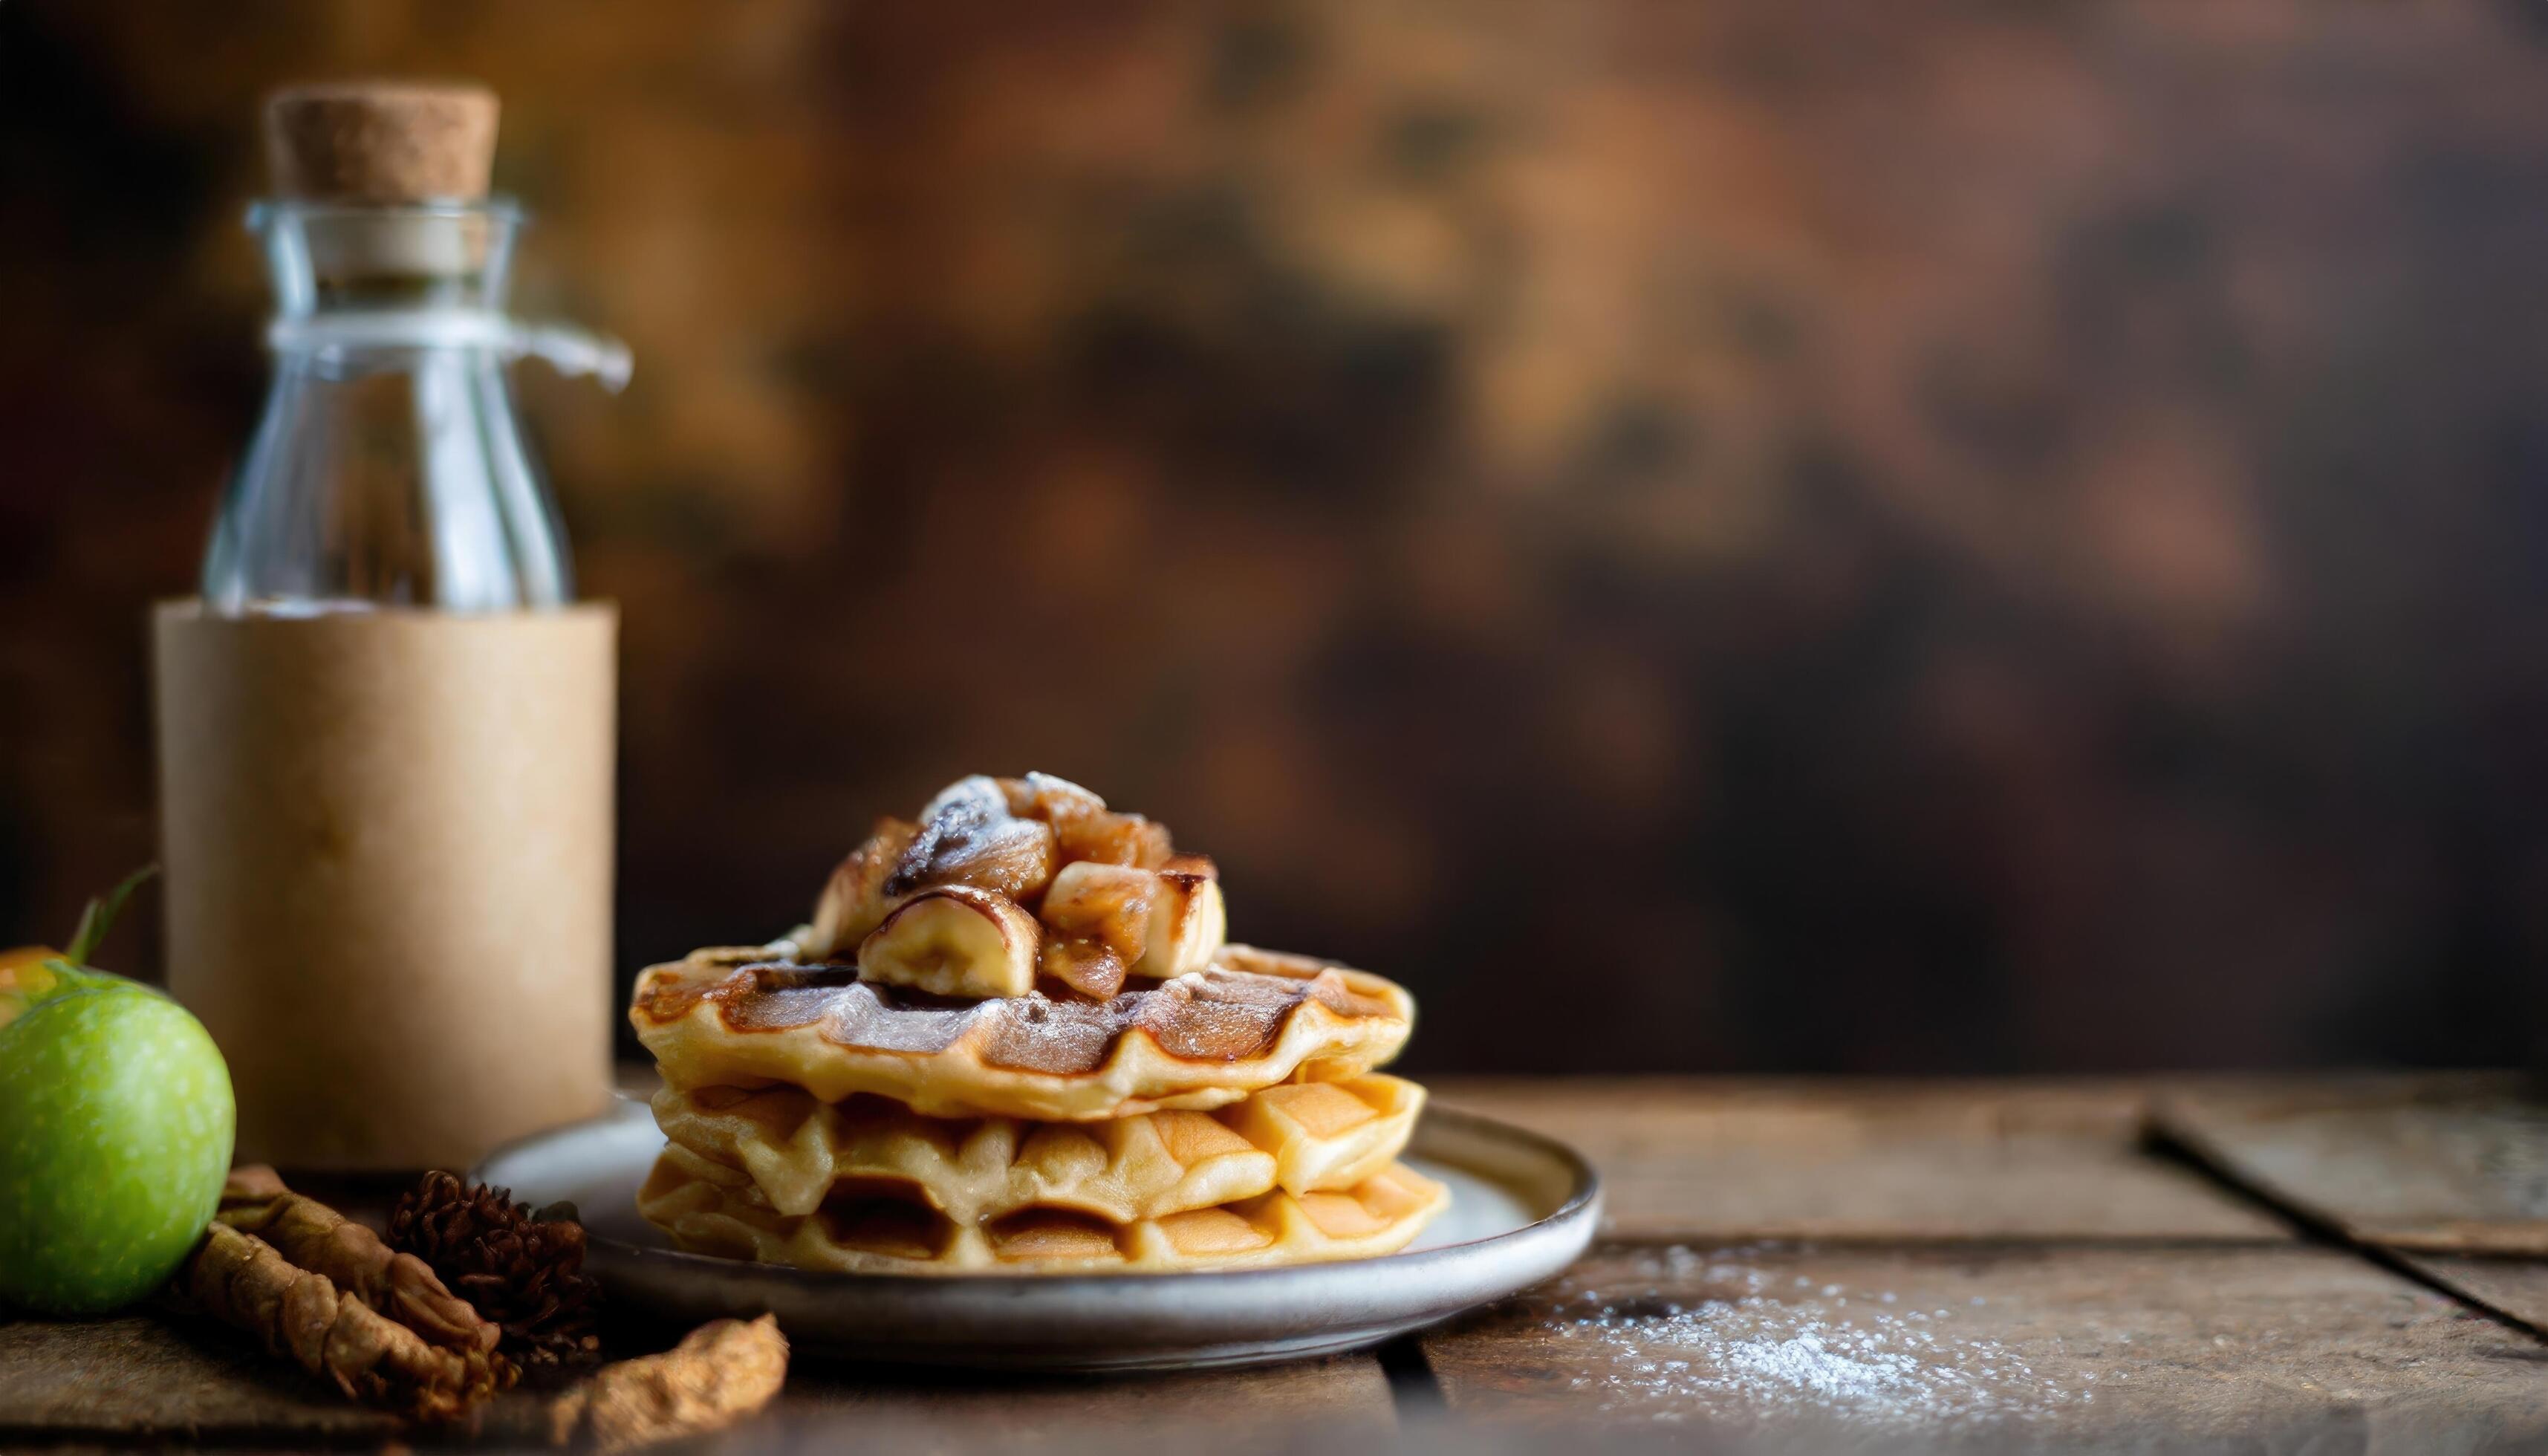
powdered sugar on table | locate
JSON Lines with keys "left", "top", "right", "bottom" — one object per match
{"left": 1537, "top": 1244, "right": 2083, "bottom": 1434}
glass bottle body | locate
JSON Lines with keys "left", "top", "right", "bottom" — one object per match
{"left": 201, "top": 199, "right": 573, "bottom": 614}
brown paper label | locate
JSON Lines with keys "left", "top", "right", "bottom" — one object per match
{"left": 152, "top": 602, "right": 617, "bottom": 1171}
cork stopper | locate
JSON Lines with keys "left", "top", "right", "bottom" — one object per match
{"left": 264, "top": 82, "right": 499, "bottom": 203}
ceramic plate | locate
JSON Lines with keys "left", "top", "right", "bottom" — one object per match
{"left": 474, "top": 1093, "right": 1599, "bottom": 1371}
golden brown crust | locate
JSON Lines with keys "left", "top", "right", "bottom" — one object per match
{"left": 630, "top": 945, "right": 1414, "bottom": 1122}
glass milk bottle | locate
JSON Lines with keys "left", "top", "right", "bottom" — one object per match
{"left": 155, "top": 83, "right": 623, "bottom": 1170}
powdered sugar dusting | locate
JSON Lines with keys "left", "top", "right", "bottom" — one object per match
{"left": 1538, "top": 1244, "right": 2081, "bottom": 1434}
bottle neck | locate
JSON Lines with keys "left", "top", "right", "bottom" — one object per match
{"left": 249, "top": 198, "right": 630, "bottom": 391}
{"left": 202, "top": 195, "right": 575, "bottom": 615}
{"left": 255, "top": 198, "right": 522, "bottom": 319}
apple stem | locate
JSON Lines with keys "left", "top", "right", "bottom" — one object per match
{"left": 65, "top": 865, "right": 158, "bottom": 968}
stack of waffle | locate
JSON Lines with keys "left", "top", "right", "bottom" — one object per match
{"left": 628, "top": 775, "right": 1445, "bottom": 1275}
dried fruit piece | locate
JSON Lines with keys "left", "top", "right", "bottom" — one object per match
{"left": 543, "top": 1315, "right": 786, "bottom": 1451}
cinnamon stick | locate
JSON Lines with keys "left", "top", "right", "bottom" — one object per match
{"left": 216, "top": 1166, "right": 501, "bottom": 1353}
{"left": 174, "top": 1222, "right": 510, "bottom": 1423}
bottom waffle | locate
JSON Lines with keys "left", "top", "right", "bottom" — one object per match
{"left": 651, "top": 1073, "right": 1426, "bottom": 1226}
{"left": 637, "top": 1148, "right": 1449, "bottom": 1275}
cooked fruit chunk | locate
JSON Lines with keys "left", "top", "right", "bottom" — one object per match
{"left": 1039, "top": 940, "right": 1129, "bottom": 1000}
{"left": 1037, "top": 862, "right": 1157, "bottom": 998}
{"left": 805, "top": 817, "right": 920, "bottom": 959}
{"left": 1146, "top": 868, "right": 1226, "bottom": 978}
{"left": 1038, "top": 860, "right": 1225, "bottom": 987}
{"left": 857, "top": 885, "right": 1041, "bottom": 998}
{"left": 1053, "top": 810, "right": 1174, "bottom": 869}
{"left": 1006, "top": 772, "right": 1109, "bottom": 826}
{"left": 1039, "top": 863, "right": 1158, "bottom": 951}
{"left": 890, "top": 779, "right": 1059, "bottom": 901}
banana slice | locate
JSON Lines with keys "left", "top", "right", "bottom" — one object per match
{"left": 857, "top": 885, "right": 1041, "bottom": 998}
{"left": 805, "top": 817, "right": 919, "bottom": 960}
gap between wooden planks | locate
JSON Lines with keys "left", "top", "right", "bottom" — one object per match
{"left": 2152, "top": 1071, "right": 2548, "bottom": 1333}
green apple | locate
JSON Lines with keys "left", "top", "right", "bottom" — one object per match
{"left": 0, "top": 871, "right": 235, "bottom": 1314}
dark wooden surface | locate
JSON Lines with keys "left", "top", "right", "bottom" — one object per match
{"left": 2152, "top": 1074, "right": 2548, "bottom": 1254}
{"left": 6, "top": 1075, "right": 2546, "bottom": 1451}
{"left": 1420, "top": 1243, "right": 2548, "bottom": 1449}
{"left": 1435, "top": 1077, "right": 2288, "bottom": 1242}
{"left": 2152, "top": 1073, "right": 2548, "bottom": 1336}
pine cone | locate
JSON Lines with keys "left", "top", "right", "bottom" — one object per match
{"left": 388, "top": 1171, "right": 602, "bottom": 1368}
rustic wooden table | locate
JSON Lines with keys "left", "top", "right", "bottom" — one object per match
{"left": 6, "top": 1074, "right": 2545, "bottom": 1452}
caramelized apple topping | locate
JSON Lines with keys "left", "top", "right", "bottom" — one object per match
{"left": 888, "top": 778, "right": 1059, "bottom": 902}
{"left": 805, "top": 816, "right": 919, "bottom": 959}
{"left": 1038, "top": 862, "right": 1160, "bottom": 999}
{"left": 811, "top": 773, "right": 1223, "bottom": 1000}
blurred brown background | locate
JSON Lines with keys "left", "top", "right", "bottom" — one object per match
{"left": 4, "top": 0, "right": 2546, "bottom": 1075}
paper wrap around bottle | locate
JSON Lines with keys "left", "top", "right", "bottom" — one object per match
{"left": 155, "top": 602, "right": 617, "bottom": 1169}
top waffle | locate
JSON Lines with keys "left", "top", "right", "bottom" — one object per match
{"left": 631, "top": 943, "right": 1416, "bottom": 1122}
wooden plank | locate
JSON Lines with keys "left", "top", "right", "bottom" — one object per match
{"left": 761, "top": 1354, "right": 1398, "bottom": 1446}
{"left": 2152, "top": 1074, "right": 2548, "bottom": 1336}
{"left": 2152, "top": 1073, "right": 2548, "bottom": 1254}
{"left": 2394, "top": 1255, "right": 2548, "bottom": 1336}
{"left": 0, "top": 1312, "right": 1394, "bottom": 1447}
{"left": 1434, "top": 1077, "right": 2286, "bottom": 1242}
{"left": 0, "top": 1313, "right": 399, "bottom": 1441}
{"left": 1421, "top": 1240, "right": 2548, "bottom": 1447}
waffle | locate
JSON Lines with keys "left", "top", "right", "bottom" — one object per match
{"left": 630, "top": 944, "right": 1416, "bottom": 1122}
{"left": 651, "top": 1073, "right": 1425, "bottom": 1225}
{"left": 637, "top": 1150, "right": 1449, "bottom": 1275}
